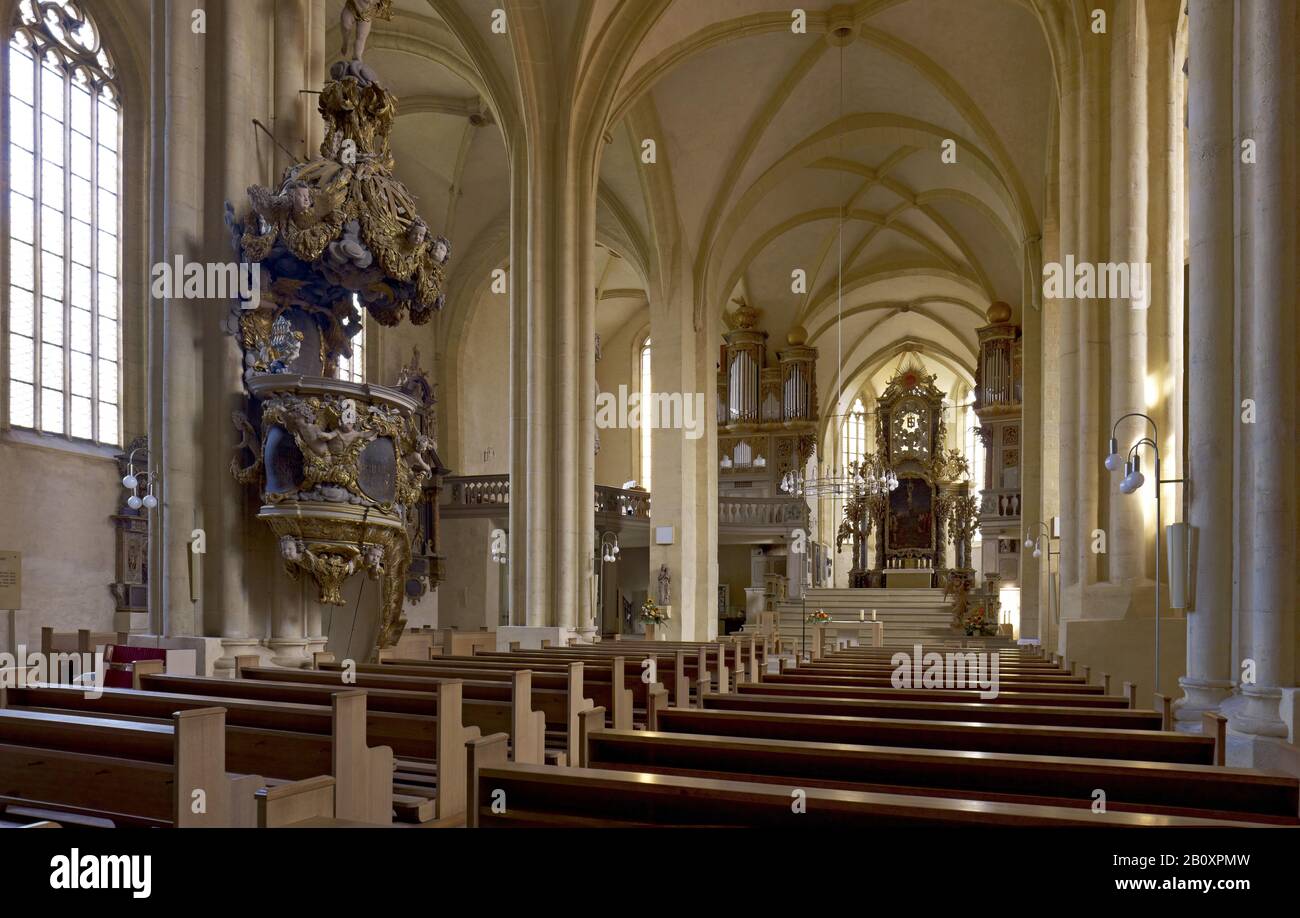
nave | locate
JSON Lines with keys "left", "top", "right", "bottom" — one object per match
{"left": 2, "top": 632, "right": 1296, "bottom": 829}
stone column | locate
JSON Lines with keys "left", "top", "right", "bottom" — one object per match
{"left": 1231, "top": 0, "right": 1296, "bottom": 737}
{"left": 1074, "top": 36, "right": 1105, "bottom": 595}
{"left": 1055, "top": 57, "right": 1081, "bottom": 601}
{"left": 648, "top": 278, "right": 709, "bottom": 641}
{"left": 1106, "top": 2, "right": 1149, "bottom": 584}
{"left": 153, "top": 1, "right": 207, "bottom": 638}
{"left": 1176, "top": 0, "right": 1237, "bottom": 720}
{"left": 208, "top": 3, "right": 277, "bottom": 669}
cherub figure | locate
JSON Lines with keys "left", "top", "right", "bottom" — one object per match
{"left": 406, "top": 217, "right": 428, "bottom": 248}
{"left": 339, "top": 0, "right": 394, "bottom": 62}
{"left": 362, "top": 543, "right": 386, "bottom": 578}
{"left": 405, "top": 434, "right": 434, "bottom": 482}
{"left": 280, "top": 534, "right": 305, "bottom": 564}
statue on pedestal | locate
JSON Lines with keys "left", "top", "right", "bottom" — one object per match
{"left": 657, "top": 564, "right": 672, "bottom": 607}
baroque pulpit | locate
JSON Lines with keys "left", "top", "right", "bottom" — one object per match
{"left": 227, "top": 50, "right": 450, "bottom": 659}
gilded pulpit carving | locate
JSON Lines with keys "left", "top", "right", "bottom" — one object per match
{"left": 227, "top": 44, "right": 451, "bottom": 657}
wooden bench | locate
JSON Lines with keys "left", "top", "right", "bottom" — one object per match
{"left": 136, "top": 672, "right": 474, "bottom": 822}
{"left": 434, "top": 650, "right": 706, "bottom": 707}
{"left": 0, "top": 706, "right": 295, "bottom": 827}
{"left": 2, "top": 683, "right": 395, "bottom": 824}
{"left": 241, "top": 665, "right": 602, "bottom": 767}
{"left": 655, "top": 707, "right": 1223, "bottom": 765}
{"left": 476, "top": 645, "right": 729, "bottom": 697}
{"left": 582, "top": 728, "right": 1300, "bottom": 824}
{"left": 593, "top": 635, "right": 764, "bottom": 684}
{"left": 769, "top": 670, "right": 1104, "bottom": 693}
{"left": 701, "top": 691, "right": 1166, "bottom": 730}
{"left": 39, "top": 627, "right": 125, "bottom": 656}
{"left": 738, "top": 681, "right": 1132, "bottom": 708}
{"left": 465, "top": 750, "right": 1272, "bottom": 828}
{"left": 346, "top": 658, "right": 640, "bottom": 733}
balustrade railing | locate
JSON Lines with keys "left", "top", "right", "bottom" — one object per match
{"left": 446, "top": 474, "right": 510, "bottom": 507}
{"left": 717, "top": 496, "right": 809, "bottom": 526}
{"left": 979, "top": 487, "right": 1022, "bottom": 518}
{"left": 595, "top": 486, "right": 650, "bottom": 519}
{"left": 444, "top": 475, "right": 806, "bottom": 531}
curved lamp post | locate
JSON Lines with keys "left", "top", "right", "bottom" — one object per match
{"left": 1023, "top": 519, "right": 1058, "bottom": 635}
{"left": 597, "top": 532, "right": 620, "bottom": 634}
{"left": 1104, "top": 412, "right": 1185, "bottom": 695}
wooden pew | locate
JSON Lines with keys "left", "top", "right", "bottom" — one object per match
{"left": 344, "top": 658, "right": 638, "bottom": 733}
{"left": 767, "top": 671, "right": 1104, "bottom": 693}
{"left": 241, "top": 666, "right": 569, "bottom": 766}
{"left": 655, "top": 708, "right": 1222, "bottom": 765}
{"left": 737, "top": 681, "right": 1132, "bottom": 708}
{"left": 39, "top": 627, "right": 125, "bottom": 656}
{"left": 1, "top": 683, "right": 394, "bottom": 825}
{"left": 583, "top": 728, "right": 1300, "bottom": 825}
{"left": 0, "top": 706, "right": 270, "bottom": 827}
{"left": 466, "top": 755, "right": 1273, "bottom": 828}
{"left": 135, "top": 672, "right": 471, "bottom": 822}
{"left": 701, "top": 691, "right": 1166, "bottom": 730}
{"left": 470, "top": 646, "right": 724, "bottom": 699}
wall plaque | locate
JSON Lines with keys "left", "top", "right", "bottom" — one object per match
{"left": 0, "top": 551, "right": 21, "bottom": 609}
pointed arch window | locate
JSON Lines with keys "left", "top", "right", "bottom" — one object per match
{"left": 841, "top": 398, "right": 866, "bottom": 472}
{"left": 639, "top": 337, "right": 652, "bottom": 492}
{"left": 6, "top": 0, "right": 121, "bottom": 444}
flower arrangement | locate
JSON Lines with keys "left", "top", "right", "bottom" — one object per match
{"left": 806, "top": 609, "right": 831, "bottom": 624}
{"left": 640, "top": 598, "right": 669, "bottom": 625}
{"left": 962, "top": 602, "right": 998, "bottom": 636}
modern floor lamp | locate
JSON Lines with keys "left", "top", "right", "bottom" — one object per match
{"left": 1104, "top": 412, "right": 1185, "bottom": 694}
{"left": 1023, "top": 520, "right": 1057, "bottom": 642}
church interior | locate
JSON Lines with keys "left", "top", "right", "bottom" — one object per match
{"left": 0, "top": 0, "right": 1298, "bottom": 850}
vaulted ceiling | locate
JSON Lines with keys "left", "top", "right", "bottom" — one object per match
{"left": 347, "top": 0, "right": 1055, "bottom": 427}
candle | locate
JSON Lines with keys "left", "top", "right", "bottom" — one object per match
{"left": 872, "top": 609, "right": 877, "bottom": 621}
{"left": 859, "top": 609, "right": 865, "bottom": 622}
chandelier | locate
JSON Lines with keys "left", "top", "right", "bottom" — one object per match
{"left": 782, "top": 450, "right": 898, "bottom": 499}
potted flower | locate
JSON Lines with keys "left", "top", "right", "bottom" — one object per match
{"left": 806, "top": 609, "right": 831, "bottom": 624}
{"left": 962, "top": 602, "right": 998, "bottom": 637}
{"left": 640, "top": 598, "right": 669, "bottom": 640}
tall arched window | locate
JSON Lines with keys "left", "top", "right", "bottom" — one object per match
{"left": 6, "top": 1, "right": 121, "bottom": 444}
{"left": 639, "top": 337, "right": 652, "bottom": 492}
{"left": 841, "top": 397, "right": 866, "bottom": 472}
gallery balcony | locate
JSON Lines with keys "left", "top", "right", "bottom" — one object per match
{"left": 441, "top": 475, "right": 807, "bottom": 545}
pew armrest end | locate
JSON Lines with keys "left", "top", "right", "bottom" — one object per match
{"left": 256, "top": 775, "right": 337, "bottom": 828}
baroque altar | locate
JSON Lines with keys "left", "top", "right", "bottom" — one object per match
{"left": 838, "top": 360, "right": 975, "bottom": 589}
